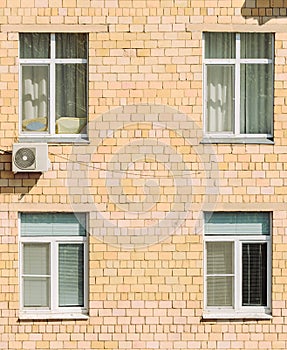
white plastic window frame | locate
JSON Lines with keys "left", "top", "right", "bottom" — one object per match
{"left": 19, "top": 33, "right": 88, "bottom": 142}
{"left": 202, "top": 32, "right": 274, "bottom": 142}
{"left": 203, "top": 234, "right": 272, "bottom": 320}
{"left": 19, "top": 217, "right": 88, "bottom": 320}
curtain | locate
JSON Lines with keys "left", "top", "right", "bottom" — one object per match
{"left": 242, "top": 243, "right": 267, "bottom": 306}
{"left": 20, "top": 33, "right": 50, "bottom": 59}
{"left": 206, "top": 65, "right": 234, "bottom": 132}
{"left": 241, "top": 33, "right": 272, "bottom": 59}
{"left": 205, "top": 32, "right": 235, "bottom": 59}
{"left": 56, "top": 33, "right": 87, "bottom": 59}
{"left": 240, "top": 63, "right": 272, "bottom": 134}
{"left": 23, "top": 243, "right": 50, "bottom": 308}
{"left": 56, "top": 64, "right": 87, "bottom": 119}
{"left": 22, "top": 65, "right": 49, "bottom": 123}
{"left": 240, "top": 32, "right": 273, "bottom": 134}
{"left": 206, "top": 242, "right": 234, "bottom": 307}
{"left": 55, "top": 33, "right": 87, "bottom": 122}
{"left": 59, "top": 244, "right": 84, "bottom": 307}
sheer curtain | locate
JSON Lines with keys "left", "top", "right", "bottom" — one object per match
{"left": 205, "top": 33, "right": 235, "bottom": 133}
{"left": 55, "top": 34, "right": 87, "bottom": 122}
{"left": 206, "top": 65, "right": 234, "bottom": 132}
{"left": 240, "top": 33, "right": 273, "bottom": 134}
{"left": 21, "top": 34, "right": 50, "bottom": 131}
{"left": 22, "top": 66, "right": 49, "bottom": 124}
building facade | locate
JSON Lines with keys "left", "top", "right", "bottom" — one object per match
{"left": 1, "top": 0, "right": 287, "bottom": 349}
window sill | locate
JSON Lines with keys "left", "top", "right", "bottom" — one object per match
{"left": 19, "top": 311, "right": 89, "bottom": 321}
{"left": 202, "top": 312, "right": 272, "bottom": 320}
{"left": 18, "top": 135, "right": 89, "bottom": 144}
{"left": 201, "top": 137, "right": 274, "bottom": 145}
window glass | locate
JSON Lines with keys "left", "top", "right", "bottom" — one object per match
{"left": 241, "top": 33, "right": 273, "bottom": 59}
{"left": 205, "top": 212, "right": 270, "bottom": 235}
{"left": 21, "top": 213, "right": 86, "bottom": 237}
{"left": 23, "top": 243, "right": 50, "bottom": 308}
{"left": 242, "top": 243, "right": 267, "bottom": 306}
{"left": 206, "top": 242, "right": 234, "bottom": 307}
{"left": 20, "top": 213, "right": 87, "bottom": 315}
{"left": 204, "top": 32, "right": 274, "bottom": 138}
{"left": 206, "top": 65, "right": 234, "bottom": 132}
{"left": 205, "top": 32, "right": 235, "bottom": 59}
{"left": 20, "top": 33, "right": 50, "bottom": 59}
{"left": 55, "top": 64, "right": 87, "bottom": 118}
{"left": 240, "top": 64, "right": 273, "bottom": 134}
{"left": 20, "top": 33, "right": 88, "bottom": 137}
{"left": 59, "top": 244, "right": 84, "bottom": 307}
{"left": 56, "top": 33, "right": 87, "bottom": 59}
{"left": 21, "top": 65, "right": 49, "bottom": 132}
{"left": 204, "top": 212, "right": 271, "bottom": 316}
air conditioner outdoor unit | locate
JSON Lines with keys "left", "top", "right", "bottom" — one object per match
{"left": 12, "top": 143, "right": 50, "bottom": 173}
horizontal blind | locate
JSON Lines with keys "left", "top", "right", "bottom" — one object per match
{"left": 21, "top": 213, "right": 86, "bottom": 237}
{"left": 242, "top": 243, "right": 267, "bottom": 306}
{"left": 23, "top": 243, "right": 50, "bottom": 308}
{"left": 205, "top": 212, "right": 270, "bottom": 235}
{"left": 58, "top": 244, "right": 84, "bottom": 307}
{"left": 206, "top": 242, "right": 234, "bottom": 307}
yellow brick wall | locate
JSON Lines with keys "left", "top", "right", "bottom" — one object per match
{"left": 0, "top": 0, "right": 287, "bottom": 349}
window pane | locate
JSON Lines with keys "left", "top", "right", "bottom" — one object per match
{"left": 205, "top": 32, "right": 235, "bottom": 59}
{"left": 23, "top": 243, "right": 50, "bottom": 308}
{"left": 206, "top": 242, "right": 234, "bottom": 307}
{"left": 20, "top": 33, "right": 50, "bottom": 59}
{"left": 23, "top": 277, "right": 50, "bottom": 307}
{"left": 22, "top": 65, "right": 49, "bottom": 132}
{"left": 56, "top": 33, "right": 87, "bottom": 59}
{"left": 56, "top": 64, "right": 87, "bottom": 134}
{"left": 240, "top": 64, "right": 273, "bottom": 134}
{"left": 205, "top": 212, "right": 271, "bottom": 236}
{"left": 206, "top": 65, "right": 234, "bottom": 132}
{"left": 206, "top": 242, "right": 233, "bottom": 274}
{"left": 207, "top": 276, "right": 233, "bottom": 307}
{"left": 241, "top": 33, "right": 273, "bottom": 59}
{"left": 21, "top": 213, "right": 86, "bottom": 237}
{"left": 242, "top": 243, "right": 267, "bottom": 306}
{"left": 23, "top": 243, "right": 49, "bottom": 275}
{"left": 59, "top": 244, "right": 84, "bottom": 307}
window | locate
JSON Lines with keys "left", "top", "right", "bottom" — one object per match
{"left": 203, "top": 33, "right": 274, "bottom": 142}
{"left": 20, "top": 213, "right": 88, "bottom": 319}
{"left": 204, "top": 212, "right": 271, "bottom": 319}
{"left": 19, "top": 33, "right": 88, "bottom": 140}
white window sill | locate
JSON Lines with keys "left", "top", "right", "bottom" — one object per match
{"left": 19, "top": 311, "right": 89, "bottom": 321}
{"left": 201, "top": 137, "right": 274, "bottom": 144}
{"left": 202, "top": 312, "right": 272, "bottom": 320}
{"left": 19, "top": 135, "right": 89, "bottom": 144}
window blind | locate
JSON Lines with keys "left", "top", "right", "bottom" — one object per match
{"left": 206, "top": 242, "right": 234, "bottom": 307}
{"left": 205, "top": 212, "right": 270, "bottom": 235}
{"left": 23, "top": 243, "right": 50, "bottom": 307}
{"left": 21, "top": 213, "right": 86, "bottom": 237}
{"left": 242, "top": 243, "right": 267, "bottom": 306}
{"left": 58, "top": 244, "right": 84, "bottom": 307}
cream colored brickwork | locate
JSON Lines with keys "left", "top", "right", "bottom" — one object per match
{"left": 0, "top": 0, "right": 287, "bottom": 349}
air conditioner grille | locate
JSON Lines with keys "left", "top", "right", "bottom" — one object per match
{"left": 14, "top": 147, "right": 36, "bottom": 169}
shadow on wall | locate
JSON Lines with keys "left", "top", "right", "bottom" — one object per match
{"left": 0, "top": 152, "right": 41, "bottom": 198}
{"left": 241, "top": 0, "right": 287, "bottom": 24}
